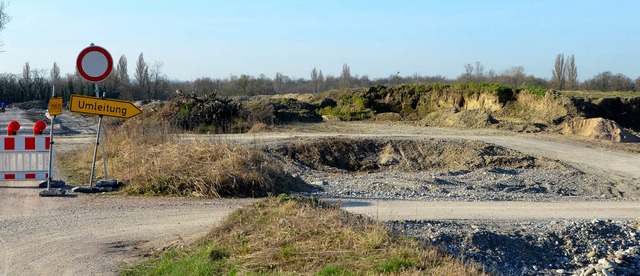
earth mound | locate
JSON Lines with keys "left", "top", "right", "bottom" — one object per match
{"left": 559, "top": 118, "right": 640, "bottom": 143}
{"left": 268, "top": 137, "right": 635, "bottom": 199}
{"left": 417, "top": 108, "right": 499, "bottom": 129}
{"left": 12, "top": 100, "right": 48, "bottom": 109}
{"left": 272, "top": 138, "right": 560, "bottom": 173}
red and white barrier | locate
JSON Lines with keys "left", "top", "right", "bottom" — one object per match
{"left": 0, "top": 135, "right": 50, "bottom": 181}
{"left": 1, "top": 136, "right": 50, "bottom": 151}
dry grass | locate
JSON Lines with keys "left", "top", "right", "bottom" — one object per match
{"left": 560, "top": 90, "right": 640, "bottom": 99}
{"left": 58, "top": 115, "right": 313, "bottom": 198}
{"left": 57, "top": 109, "right": 490, "bottom": 275}
{"left": 124, "top": 195, "right": 488, "bottom": 275}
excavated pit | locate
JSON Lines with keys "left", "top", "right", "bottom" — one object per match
{"left": 270, "top": 138, "right": 637, "bottom": 200}
{"left": 273, "top": 138, "right": 563, "bottom": 173}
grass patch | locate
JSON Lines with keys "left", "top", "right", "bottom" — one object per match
{"left": 560, "top": 90, "right": 640, "bottom": 99}
{"left": 57, "top": 115, "right": 314, "bottom": 198}
{"left": 317, "top": 93, "right": 374, "bottom": 121}
{"left": 519, "top": 85, "right": 548, "bottom": 98}
{"left": 122, "top": 195, "right": 487, "bottom": 275}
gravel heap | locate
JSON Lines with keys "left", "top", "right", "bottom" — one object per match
{"left": 302, "top": 168, "right": 610, "bottom": 202}
{"left": 389, "top": 219, "right": 640, "bottom": 276}
{"left": 298, "top": 171, "right": 640, "bottom": 275}
{"left": 265, "top": 137, "right": 640, "bottom": 275}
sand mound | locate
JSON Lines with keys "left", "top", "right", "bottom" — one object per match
{"left": 560, "top": 118, "right": 640, "bottom": 143}
{"left": 418, "top": 108, "right": 499, "bottom": 129}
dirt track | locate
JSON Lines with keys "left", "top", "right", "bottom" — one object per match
{"left": 1, "top": 109, "right": 639, "bottom": 275}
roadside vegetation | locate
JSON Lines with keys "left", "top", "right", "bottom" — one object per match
{"left": 55, "top": 81, "right": 639, "bottom": 275}
{"left": 58, "top": 114, "right": 314, "bottom": 197}
{"left": 55, "top": 85, "right": 505, "bottom": 275}
{"left": 121, "top": 195, "right": 487, "bottom": 275}
{"left": 57, "top": 82, "right": 640, "bottom": 191}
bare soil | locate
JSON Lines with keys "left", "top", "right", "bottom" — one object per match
{"left": 1, "top": 108, "right": 640, "bottom": 275}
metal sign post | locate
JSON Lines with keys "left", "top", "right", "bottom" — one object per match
{"left": 39, "top": 86, "right": 66, "bottom": 197}
{"left": 88, "top": 83, "right": 103, "bottom": 187}
{"left": 72, "top": 44, "right": 138, "bottom": 192}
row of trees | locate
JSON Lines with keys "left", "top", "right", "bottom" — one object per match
{"left": 551, "top": 54, "right": 578, "bottom": 90}
{"left": 2, "top": 2, "right": 639, "bottom": 104}
{"left": 2, "top": 55, "right": 640, "bottom": 104}
{"left": 459, "top": 55, "right": 640, "bottom": 93}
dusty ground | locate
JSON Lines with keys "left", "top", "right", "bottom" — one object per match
{"left": 0, "top": 108, "right": 256, "bottom": 275}
{"left": 1, "top": 107, "right": 639, "bottom": 275}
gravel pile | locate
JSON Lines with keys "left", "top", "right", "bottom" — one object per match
{"left": 265, "top": 137, "right": 640, "bottom": 275}
{"left": 389, "top": 219, "right": 640, "bottom": 275}
{"left": 301, "top": 168, "right": 610, "bottom": 202}
{"left": 296, "top": 170, "right": 640, "bottom": 275}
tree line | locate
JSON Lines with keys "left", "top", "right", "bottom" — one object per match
{"left": 2, "top": 52, "right": 640, "bottom": 105}
{"left": 1, "top": 31, "right": 640, "bottom": 103}
{"left": 1, "top": 2, "right": 639, "bottom": 103}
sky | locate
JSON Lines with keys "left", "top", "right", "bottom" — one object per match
{"left": 0, "top": 0, "right": 639, "bottom": 82}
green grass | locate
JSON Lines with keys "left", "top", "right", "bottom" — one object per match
{"left": 121, "top": 244, "right": 234, "bottom": 276}
{"left": 560, "top": 90, "right": 640, "bottom": 99}
{"left": 121, "top": 195, "right": 487, "bottom": 276}
{"left": 520, "top": 85, "right": 547, "bottom": 98}
{"left": 317, "top": 93, "right": 374, "bottom": 121}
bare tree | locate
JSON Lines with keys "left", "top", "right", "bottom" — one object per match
{"left": 0, "top": 1, "right": 10, "bottom": 51}
{"left": 582, "top": 71, "right": 612, "bottom": 91}
{"left": 20, "top": 62, "right": 32, "bottom": 96}
{"left": 460, "top": 63, "right": 474, "bottom": 83}
{"left": 318, "top": 70, "right": 324, "bottom": 92}
{"left": 609, "top": 73, "right": 634, "bottom": 91}
{"left": 193, "top": 77, "right": 219, "bottom": 96}
{"left": 273, "top": 72, "right": 284, "bottom": 93}
{"left": 487, "top": 69, "right": 497, "bottom": 82}
{"left": 504, "top": 66, "right": 526, "bottom": 88}
{"left": 237, "top": 74, "right": 250, "bottom": 95}
{"left": 551, "top": 54, "right": 566, "bottom": 90}
{"left": 50, "top": 62, "right": 61, "bottom": 96}
{"left": 310, "top": 67, "right": 321, "bottom": 93}
{"left": 114, "top": 55, "right": 132, "bottom": 98}
{"left": 134, "top": 53, "right": 149, "bottom": 100}
{"left": 150, "top": 61, "right": 165, "bottom": 100}
{"left": 474, "top": 61, "right": 485, "bottom": 82}
{"left": 635, "top": 77, "right": 640, "bottom": 92}
{"left": 50, "top": 62, "right": 60, "bottom": 83}
{"left": 565, "top": 54, "right": 578, "bottom": 90}
{"left": 339, "top": 64, "right": 351, "bottom": 89}
{"left": 117, "top": 55, "right": 130, "bottom": 84}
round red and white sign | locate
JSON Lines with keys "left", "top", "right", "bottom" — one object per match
{"left": 76, "top": 45, "right": 113, "bottom": 82}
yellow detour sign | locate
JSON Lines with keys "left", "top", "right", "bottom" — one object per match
{"left": 69, "top": 94, "right": 142, "bottom": 118}
{"left": 47, "top": 97, "right": 63, "bottom": 116}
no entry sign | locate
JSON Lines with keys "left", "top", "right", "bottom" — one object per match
{"left": 76, "top": 45, "right": 113, "bottom": 82}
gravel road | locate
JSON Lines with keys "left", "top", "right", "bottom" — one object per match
{"left": 0, "top": 107, "right": 256, "bottom": 275}
{"left": 1, "top": 109, "right": 639, "bottom": 275}
{"left": 208, "top": 122, "right": 640, "bottom": 275}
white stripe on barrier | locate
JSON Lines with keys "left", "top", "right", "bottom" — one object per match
{"left": 0, "top": 135, "right": 50, "bottom": 181}
{"left": 0, "top": 172, "right": 48, "bottom": 180}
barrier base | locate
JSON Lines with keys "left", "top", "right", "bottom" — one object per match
{"left": 38, "top": 180, "right": 66, "bottom": 189}
{"left": 96, "top": 179, "right": 118, "bottom": 187}
{"left": 39, "top": 189, "right": 66, "bottom": 197}
{"left": 71, "top": 186, "right": 118, "bottom": 193}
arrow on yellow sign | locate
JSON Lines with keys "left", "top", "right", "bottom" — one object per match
{"left": 69, "top": 94, "right": 142, "bottom": 119}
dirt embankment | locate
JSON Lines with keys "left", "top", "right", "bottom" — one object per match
{"left": 266, "top": 136, "right": 639, "bottom": 200}
{"left": 361, "top": 84, "right": 640, "bottom": 142}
